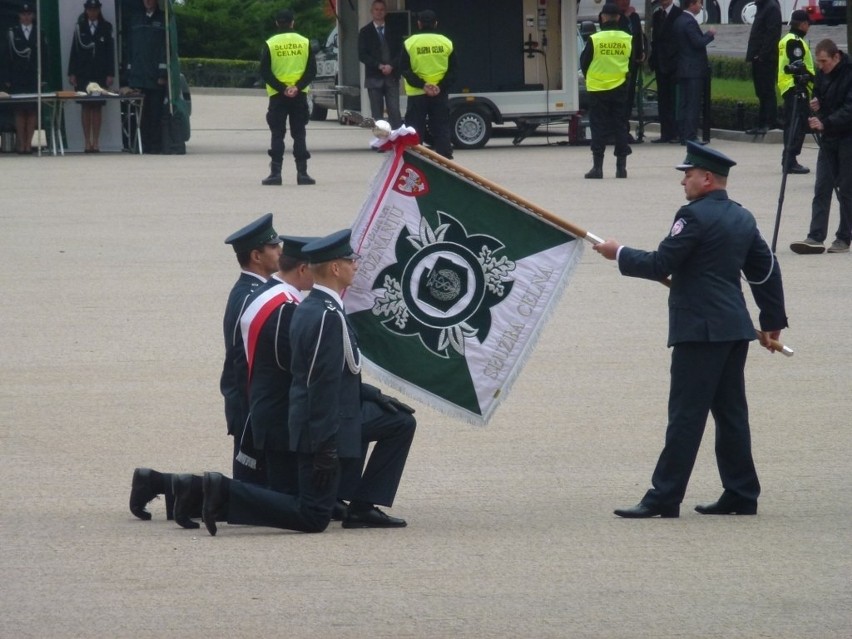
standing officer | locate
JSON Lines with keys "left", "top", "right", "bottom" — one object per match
{"left": 777, "top": 10, "right": 814, "bottom": 175}
{"left": 400, "top": 9, "right": 457, "bottom": 159}
{"left": 199, "top": 230, "right": 416, "bottom": 536}
{"left": 580, "top": 3, "right": 632, "bottom": 179}
{"left": 68, "top": 0, "right": 115, "bottom": 153}
{"left": 221, "top": 214, "right": 282, "bottom": 483}
{"left": 673, "top": 0, "right": 715, "bottom": 145}
{"left": 260, "top": 9, "right": 316, "bottom": 186}
{"left": 649, "top": 0, "right": 683, "bottom": 144}
{"left": 615, "top": 0, "right": 645, "bottom": 138}
{"left": 358, "top": 0, "right": 402, "bottom": 129}
{"left": 745, "top": 0, "right": 782, "bottom": 135}
{"left": 593, "top": 142, "right": 788, "bottom": 518}
{"left": 3, "top": 2, "right": 48, "bottom": 155}
{"left": 127, "top": 0, "right": 166, "bottom": 154}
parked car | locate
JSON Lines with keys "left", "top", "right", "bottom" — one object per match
{"left": 818, "top": 0, "right": 847, "bottom": 23}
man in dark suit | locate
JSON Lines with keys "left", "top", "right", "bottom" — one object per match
{"left": 593, "top": 142, "right": 788, "bottom": 518}
{"left": 745, "top": 0, "right": 782, "bottom": 134}
{"left": 200, "top": 230, "right": 416, "bottom": 536}
{"left": 673, "top": 0, "right": 715, "bottom": 145}
{"left": 358, "top": 0, "right": 402, "bottom": 129}
{"left": 649, "top": 0, "right": 683, "bottom": 143}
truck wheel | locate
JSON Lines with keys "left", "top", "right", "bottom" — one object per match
{"left": 308, "top": 94, "right": 328, "bottom": 121}
{"left": 450, "top": 107, "right": 492, "bottom": 149}
{"left": 730, "top": 0, "right": 756, "bottom": 24}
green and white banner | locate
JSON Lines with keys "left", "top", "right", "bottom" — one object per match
{"left": 346, "top": 144, "right": 584, "bottom": 425}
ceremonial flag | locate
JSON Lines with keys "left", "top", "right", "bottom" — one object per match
{"left": 346, "top": 139, "right": 585, "bottom": 425}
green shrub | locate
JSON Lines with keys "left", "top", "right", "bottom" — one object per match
{"left": 180, "top": 58, "right": 260, "bottom": 89}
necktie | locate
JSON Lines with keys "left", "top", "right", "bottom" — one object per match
{"left": 90, "top": 22, "right": 97, "bottom": 35}
{"left": 377, "top": 25, "right": 385, "bottom": 41}
{"left": 23, "top": 26, "right": 31, "bottom": 39}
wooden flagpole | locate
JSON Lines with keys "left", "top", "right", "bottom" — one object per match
{"left": 407, "top": 144, "right": 792, "bottom": 357}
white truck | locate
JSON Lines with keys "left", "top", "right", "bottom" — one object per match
{"left": 314, "top": 0, "right": 583, "bottom": 149}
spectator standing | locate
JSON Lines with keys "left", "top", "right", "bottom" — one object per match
{"left": 127, "top": 0, "right": 167, "bottom": 154}
{"left": 68, "top": 0, "right": 115, "bottom": 153}
{"left": 673, "top": 0, "right": 715, "bottom": 145}
{"left": 649, "top": 0, "right": 683, "bottom": 143}
{"left": 3, "top": 3, "right": 48, "bottom": 154}
{"left": 789, "top": 40, "right": 852, "bottom": 255}
{"left": 745, "top": 0, "right": 782, "bottom": 135}
{"left": 358, "top": 0, "right": 402, "bottom": 129}
{"left": 260, "top": 9, "right": 317, "bottom": 186}
{"left": 615, "top": 0, "right": 645, "bottom": 138}
{"left": 777, "top": 10, "right": 814, "bottom": 174}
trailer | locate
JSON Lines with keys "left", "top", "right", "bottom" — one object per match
{"left": 320, "top": 0, "right": 582, "bottom": 149}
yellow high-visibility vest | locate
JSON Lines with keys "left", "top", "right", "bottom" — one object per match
{"left": 403, "top": 32, "right": 453, "bottom": 96}
{"left": 266, "top": 32, "right": 309, "bottom": 96}
{"left": 586, "top": 30, "right": 631, "bottom": 92}
{"left": 777, "top": 33, "right": 814, "bottom": 96}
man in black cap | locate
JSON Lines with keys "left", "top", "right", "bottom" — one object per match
{"left": 259, "top": 9, "right": 316, "bottom": 186}
{"left": 593, "top": 141, "right": 788, "bottom": 518}
{"left": 777, "top": 10, "right": 814, "bottom": 174}
{"left": 199, "top": 229, "right": 416, "bottom": 536}
{"left": 581, "top": 3, "right": 632, "bottom": 178}
{"left": 399, "top": 9, "right": 457, "bottom": 159}
{"left": 129, "top": 214, "right": 282, "bottom": 525}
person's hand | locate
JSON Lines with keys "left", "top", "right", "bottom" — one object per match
{"left": 810, "top": 97, "right": 820, "bottom": 112}
{"left": 376, "top": 391, "right": 416, "bottom": 414}
{"left": 808, "top": 116, "right": 823, "bottom": 132}
{"left": 312, "top": 439, "right": 339, "bottom": 490}
{"left": 708, "top": 27, "right": 716, "bottom": 36}
{"left": 68, "top": 74, "right": 76, "bottom": 88}
{"left": 758, "top": 330, "right": 782, "bottom": 353}
{"left": 424, "top": 83, "right": 440, "bottom": 97}
{"left": 592, "top": 239, "right": 621, "bottom": 261}
{"left": 285, "top": 85, "right": 299, "bottom": 98}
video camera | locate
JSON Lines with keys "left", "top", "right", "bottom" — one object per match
{"left": 784, "top": 59, "right": 813, "bottom": 79}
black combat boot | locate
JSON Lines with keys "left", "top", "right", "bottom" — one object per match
{"left": 616, "top": 155, "right": 627, "bottom": 179}
{"left": 295, "top": 160, "right": 315, "bottom": 185}
{"left": 261, "top": 162, "right": 282, "bottom": 186}
{"left": 585, "top": 153, "right": 604, "bottom": 179}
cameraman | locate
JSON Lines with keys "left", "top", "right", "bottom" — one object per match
{"left": 777, "top": 11, "right": 814, "bottom": 174}
{"left": 790, "top": 40, "right": 852, "bottom": 255}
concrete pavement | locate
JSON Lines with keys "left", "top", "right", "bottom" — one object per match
{"left": 1, "top": 91, "right": 850, "bottom": 639}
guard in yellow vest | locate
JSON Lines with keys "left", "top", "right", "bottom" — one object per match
{"left": 580, "top": 3, "right": 633, "bottom": 178}
{"left": 259, "top": 9, "right": 317, "bottom": 186}
{"left": 777, "top": 10, "right": 815, "bottom": 174}
{"left": 399, "top": 10, "right": 457, "bottom": 159}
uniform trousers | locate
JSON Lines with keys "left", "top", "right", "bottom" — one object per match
{"left": 140, "top": 86, "right": 165, "bottom": 154}
{"left": 229, "top": 455, "right": 338, "bottom": 533}
{"left": 781, "top": 88, "right": 810, "bottom": 168}
{"left": 264, "top": 449, "right": 300, "bottom": 494}
{"left": 808, "top": 139, "right": 852, "bottom": 245}
{"left": 266, "top": 93, "right": 310, "bottom": 165}
{"left": 404, "top": 92, "right": 452, "bottom": 158}
{"left": 588, "top": 86, "right": 631, "bottom": 156}
{"left": 655, "top": 70, "right": 679, "bottom": 141}
{"left": 338, "top": 400, "right": 416, "bottom": 507}
{"left": 641, "top": 340, "right": 760, "bottom": 508}
{"left": 752, "top": 59, "right": 778, "bottom": 128}
{"left": 367, "top": 77, "right": 402, "bottom": 129}
{"left": 677, "top": 76, "right": 704, "bottom": 142}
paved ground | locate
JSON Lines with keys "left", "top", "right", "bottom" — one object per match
{"left": 1, "top": 92, "right": 850, "bottom": 639}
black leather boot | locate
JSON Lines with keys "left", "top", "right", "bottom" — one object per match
{"left": 295, "top": 161, "right": 315, "bottom": 185}
{"left": 261, "top": 162, "right": 282, "bottom": 186}
{"left": 585, "top": 153, "right": 604, "bottom": 179}
{"left": 616, "top": 155, "right": 627, "bottom": 179}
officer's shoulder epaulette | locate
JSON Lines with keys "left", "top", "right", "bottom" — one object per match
{"left": 324, "top": 300, "right": 337, "bottom": 313}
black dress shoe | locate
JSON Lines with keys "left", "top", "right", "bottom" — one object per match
{"left": 614, "top": 503, "right": 680, "bottom": 518}
{"left": 331, "top": 500, "right": 348, "bottom": 522}
{"left": 342, "top": 505, "right": 407, "bottom": 529}
{"left": 202, "top": 472, "right": 230, "bottom": 536}
{"left": 651, "top": 137, "right": 672, "bottom": 144}
{"left": 745, "top": 127, "right": 768, "bottom": 135}
{"left": 786, "top": 163, "right": 810, "bottom": 175}
{"left": 129, "top": 468, "right": 157, "bottom": 520}
{"left": 172, "top": 474, "right": 201, "bottom": 529}
{"left": 694, "top": 498, "right": 757, "bottom": 515}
